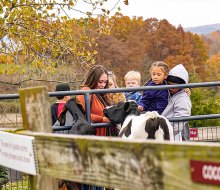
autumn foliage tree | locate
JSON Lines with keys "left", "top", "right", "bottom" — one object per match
{"left": 96, "top": 15, "right": 209, "bottom": 83}
{"left": 0, "top": 0, "right": 126, "bottom": 76}
{"left": 202, "top": 31, "right": 220, "bottom": 56}
{"left": 0, "top": 2, "right": 212, "bottom": 89}
{"left": 0, "top": 0, "right": 131, "bottom": 93}
{"left": 204, "top": 52, "right": 220, "bottom": 81}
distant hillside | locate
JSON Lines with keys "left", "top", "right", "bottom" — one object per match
{"left": 184, "top": 23, "right": 220, "bottom": 35}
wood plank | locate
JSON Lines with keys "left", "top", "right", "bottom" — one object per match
{"left": 19, "top": 87, "right": 58, "bottom": 190}
{"left": 19, "top": 86, "right": 52, "bottom": 132}
{"left": 21, "top": 131, "right": 220, "bottom": 190}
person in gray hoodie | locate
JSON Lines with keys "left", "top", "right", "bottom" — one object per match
{"left": 162, "top": 64, "right": 192, "bottom": 141}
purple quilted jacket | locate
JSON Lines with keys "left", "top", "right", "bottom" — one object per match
{"left": 138, "top": 80, "right": 168, "bottom": 114}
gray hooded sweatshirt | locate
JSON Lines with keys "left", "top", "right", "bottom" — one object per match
{"left": 162, "top": 64, "right": 192, "bottom": 141}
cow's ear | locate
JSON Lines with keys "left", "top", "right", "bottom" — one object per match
{"left": 159, "top": 118, "right": 170, "bottom": 140}
{"left": 126, "top": 101, "right": 139, "bottom": 114}
{"left": 124, "top": 120, "right": 132, "bottom": 137}
{"left": 123, "top": 101, "right": 130, "bottom": 112}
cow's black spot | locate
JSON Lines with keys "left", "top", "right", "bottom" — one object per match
{"left": 124, "top": 120, "right": 132, "bottom": 137}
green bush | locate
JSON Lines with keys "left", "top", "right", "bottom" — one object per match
{"left": 190, "top": 88, "right": 220, "bottom": 127}
{"left": 0, "top": 166, "right": 9, "bottom": 187}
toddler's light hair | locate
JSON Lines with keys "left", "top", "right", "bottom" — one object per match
{"left": 124, "top": 71, "right": 141, "bottom": 84}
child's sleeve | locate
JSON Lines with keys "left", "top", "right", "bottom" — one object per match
{"left": 138, "top": 90, "right": 152, "bottom": 111}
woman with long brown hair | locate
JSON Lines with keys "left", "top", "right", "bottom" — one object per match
{"left": 76, "top": 65, "right": 115, "bottom": 136}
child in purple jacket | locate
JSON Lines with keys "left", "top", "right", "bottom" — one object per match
{"left": 138, "top": 61, "right": 169, "bottom": 114}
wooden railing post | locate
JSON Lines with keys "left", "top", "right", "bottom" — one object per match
{"left": 19, "top": 86, "right": 58, "bottom": 190}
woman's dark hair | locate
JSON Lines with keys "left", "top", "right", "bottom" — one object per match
{"left": 83, "top": 65, "right": 109, "bottom": 89}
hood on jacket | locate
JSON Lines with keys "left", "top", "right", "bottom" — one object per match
{"left": 168, "top": 64, "right": 189, "bottom": 84}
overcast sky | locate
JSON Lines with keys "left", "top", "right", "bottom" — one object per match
{"left": 69, "top": 0, "right": 220, "bottom": 28}
{"left": 118, "top": 0, "right": 220, "bottom": 28}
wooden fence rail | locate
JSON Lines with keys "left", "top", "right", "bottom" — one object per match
{"left": 20, "top": 131, "right": 220, "bottom": 190}
{"left": 1, "top": 86, "right": 220, "bottom": 190}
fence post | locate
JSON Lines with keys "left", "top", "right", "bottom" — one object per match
{"left": 19, "top": 86, "right": 58, "bottom": 190}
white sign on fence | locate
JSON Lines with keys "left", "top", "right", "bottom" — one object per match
{"left": 0, "top": 131, "right": 38, "bottom": 175}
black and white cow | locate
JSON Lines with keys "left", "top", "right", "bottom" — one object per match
{"left": 104, "top": 101, "right": 174, "bottom": 141}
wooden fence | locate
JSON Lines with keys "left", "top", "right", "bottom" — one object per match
{"left": 1, "top": 86, "right": 220, "bottom": 190}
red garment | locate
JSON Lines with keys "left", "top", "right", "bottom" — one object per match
{"left": 57, "top": 102, "right": 65, "bottom": 117}
{"left": 51, "top": 102, "right": 67, "bottom": 125}
{"left": 76, "top": 87, "right": 108, "bottom": 136}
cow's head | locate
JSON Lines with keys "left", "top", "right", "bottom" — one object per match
{"left": 103, "top": 101, "right": 140, "bottom": 125}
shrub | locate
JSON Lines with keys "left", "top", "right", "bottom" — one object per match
{"left": 190, "top": 88, "right": 220, "bottom": 127}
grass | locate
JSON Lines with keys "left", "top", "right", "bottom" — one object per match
{"left": 3, "top": 178, "right": 29, "bottom": 190}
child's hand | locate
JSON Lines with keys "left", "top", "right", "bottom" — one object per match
{"left": 138, "top": 105, "right": 143, "bottom": 112}
{"left": 184, "top": 88, "right": 191, "bottom": 96}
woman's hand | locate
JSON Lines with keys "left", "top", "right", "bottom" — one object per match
{"left": 103, "top": 117, "right": 110, "bottom": 123}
